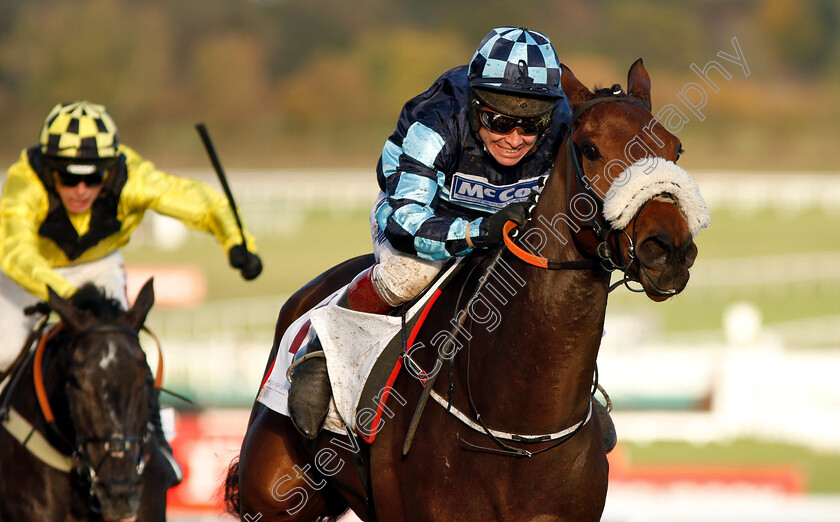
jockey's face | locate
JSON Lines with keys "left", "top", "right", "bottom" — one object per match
{"left": 52, "top": 170, "right": 105, "bottom": 214}
{"left": 478, "top": 125, "right": 539, "bottom": 167}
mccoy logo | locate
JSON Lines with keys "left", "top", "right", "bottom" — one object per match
{"left": 449, "top": 173, "right": 544, "bottom": 210}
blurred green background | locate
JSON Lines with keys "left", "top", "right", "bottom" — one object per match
{"left": 1, "top": 0, "right": 839, "bottom": 171}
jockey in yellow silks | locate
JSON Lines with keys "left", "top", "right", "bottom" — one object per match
{"left": 0, "top": 100, "right": 262, "bottom": 485}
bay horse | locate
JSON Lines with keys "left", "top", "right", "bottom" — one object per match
{"left": 0, "top": 279, "right": 172, "bottom": 521}
{"left": 225, "top": 59, "right": 707, "bottom": 521}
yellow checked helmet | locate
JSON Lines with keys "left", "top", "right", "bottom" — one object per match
{"left": 39, "top": 101, "right": 119, "bottom": 174}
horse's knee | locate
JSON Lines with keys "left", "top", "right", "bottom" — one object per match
{"left": 237, "top": 408, "right": 330, "bottom": 520}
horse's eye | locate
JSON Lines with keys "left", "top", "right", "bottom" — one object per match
{"left": 581, "top": 143, "right": 600, "bottom": 160}
{"left": 676, "top": 144, "right": 684, "bottom": 162}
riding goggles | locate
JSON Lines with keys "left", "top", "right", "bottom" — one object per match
{"left": 478, "top": 107, "right": 553, "bottom": 136}
{"left": 55, "top": 168, "right": 107, "bottom": 187}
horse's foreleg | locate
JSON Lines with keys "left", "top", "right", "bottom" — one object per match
{"left": 237, "top": 404, "right": 346, "bottom": 521}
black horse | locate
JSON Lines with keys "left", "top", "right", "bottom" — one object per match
{"left": 0, "top": 279, "right": 172, "bottom": 521}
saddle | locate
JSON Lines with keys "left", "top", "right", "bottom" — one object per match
{"left": 258, "top": 258, "right": 465, "bottom": 441}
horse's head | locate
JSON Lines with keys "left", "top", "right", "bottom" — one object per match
{"left": 48, "top": 279, "right": 156, "bottom": 521}
{"left": 555, "top": 60, "right": 709, "bottom": 300}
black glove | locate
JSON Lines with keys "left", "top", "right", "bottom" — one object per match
{"left": 24, "top": 301, "right": 51, "bottom": 317}
{"left": 482, "top": 201, "right": 531, "bottom": 246}
{"left": 228, "top": 244, "right": 263, "bottom": 280}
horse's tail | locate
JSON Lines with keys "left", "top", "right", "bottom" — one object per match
{"left": 222, "top": 455, "right": 241, "bottom": 516}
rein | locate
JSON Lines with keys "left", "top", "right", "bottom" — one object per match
{"left": 25, "top": 321, "right": 167, "bottom": 495}
{"left": 429, "top": 96, "right": 653, "bottom": 458}
{"left": 502, "top": 221, "right": 598, "bottom": 270}
{"left": 436, "top": 389, "right": 592, "bottom": 457}
{"left": 502, "top": 95, "right": 654, "bottom": 293}
{"left": 400, "top": 251, "right": 600, "bottom": 458}
{"left": 32, "top": 323, "right": 64, "bottom": 425}
{"left": 33, "top": 324, "right": 165, "bottom": 425}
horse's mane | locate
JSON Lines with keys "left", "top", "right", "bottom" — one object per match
{"left": 592, "top": 84, "right": 626, "bottom": 97}
{"left": 69, "top": 283, "right": 125, "bottom": 320}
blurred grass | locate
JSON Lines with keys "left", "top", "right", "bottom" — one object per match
{"left": 690, "top": 207, "right": 840, "bottom": 259}
{"left": 602, "top": 206, "right": 840, "bottom": 335}
{"left": 123, "top": 208, "right": 373, "bottom": 301}
{"left": 612, "top": 290, "right": 840, "bottom": 336}
{"left": 124, "top": 206, "right": 840, "bottom": 336}
{"left": 621, "top": 439, "right": 840, "bottom": 494}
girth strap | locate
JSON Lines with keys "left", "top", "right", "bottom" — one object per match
{"left": 430, "top": 389, "right": 592, "bottom": 444}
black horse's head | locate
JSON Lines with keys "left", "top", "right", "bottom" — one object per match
{"left": 48, "top": 279, "right": 156, "bottom": 521}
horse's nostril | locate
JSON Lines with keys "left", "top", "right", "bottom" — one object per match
{"left": 638, "top": 236, "right": 671, "bottom": 267}
{"left": 684, "top": 241, "right": 698, "bottom": 269}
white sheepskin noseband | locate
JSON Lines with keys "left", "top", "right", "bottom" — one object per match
{"left": 601, "top": 158, "right": 710, "bottom": 237}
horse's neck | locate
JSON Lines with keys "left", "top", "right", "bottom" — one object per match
{"left": 39, "top": 342, "right": 76, "bottom": 439}
{"left": 467, "top": 163, "right": 609, "bottom": 432}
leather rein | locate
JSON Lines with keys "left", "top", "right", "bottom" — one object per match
{"left": 438, "top": 95, "right": 654, "bottom": 458}
{"left": 503, "top": 94, "right": 654, "bottom": 293}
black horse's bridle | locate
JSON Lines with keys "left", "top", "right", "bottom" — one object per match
{"left": 39, "top": 324, "right": 153, "bottom": 505}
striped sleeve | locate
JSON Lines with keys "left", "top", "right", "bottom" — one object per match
{"left": 378, "top": 121, "right": 476, "bottom": 260}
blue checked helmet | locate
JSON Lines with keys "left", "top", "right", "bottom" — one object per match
{"left": 468, "top": 27, "right": 563, "bottom": 100}
{"left": 40, "top": 101, "right": 120, "bottom": 172}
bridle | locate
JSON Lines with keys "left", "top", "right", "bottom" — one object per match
{"left": 32, "top": 323, "right": 160, "bottom": 506}
{"left": 504, "top": 94, "right": 655, "bottom": 293}
{"left": 440, "top": 95, "right": 659, "bottom": 457}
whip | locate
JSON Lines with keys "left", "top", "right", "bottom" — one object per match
{"left": 195, "top": 123, "right": 248, "bottom": 248}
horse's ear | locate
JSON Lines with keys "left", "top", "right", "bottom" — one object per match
{"left": 48, "top": 286, "right": 87, "bottom": 331}
{"left": 560, "top": 63, "right": 592, "bottom": 111}
{"left": 125, "top": 278, "right": 155, "bottom": 330}
{"left": 627, "top": 58, "right": 651, "bottom": 106}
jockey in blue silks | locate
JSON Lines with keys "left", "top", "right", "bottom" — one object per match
{"left": 289, "top": 27, "right": 573, "bottom": 439}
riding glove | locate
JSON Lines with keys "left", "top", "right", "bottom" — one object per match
{"left": 481, "top": 201, "right": 532, "bottom": 246}
{"left": 228, "top": 244, "right": 263, "bottom": 280}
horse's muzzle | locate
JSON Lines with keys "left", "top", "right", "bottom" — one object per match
{"left": 96, "top": 480, "right": 143, "bottom": 522}
{"left": 635, "top": 233, "right": 697, "bottom": 301}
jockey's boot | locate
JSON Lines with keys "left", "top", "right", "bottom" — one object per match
{"left": 288, "top": 266, "right": 392, "bottom": 439}
{"left": 593, "top": 398, "right": 617, "bottom": 454}
{"left": 149, "top": 388, "right": 183, "bottom": 486}
{"left": 287, "top": 336, "right": 329, "bottom": 439}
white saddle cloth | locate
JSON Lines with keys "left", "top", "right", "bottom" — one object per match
{"left": 257, "top": 260, "right": 460, "bottom": 435}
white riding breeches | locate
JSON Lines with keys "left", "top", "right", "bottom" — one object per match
{"left": 0, "top": 250, "right": 128, "bottom": 372}
{"left": 369, "top": 192, "right": 445, "bottom": 307}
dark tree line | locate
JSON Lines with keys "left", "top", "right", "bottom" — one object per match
{"left": 0, "top": 0, "right": 837, "bottom": 170}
